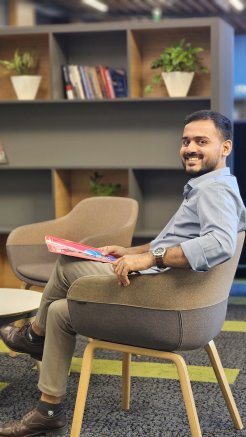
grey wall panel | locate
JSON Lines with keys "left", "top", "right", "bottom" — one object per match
{"left": 0, "top": 99, "right": 210, "bottom": 169}
{"left": 0, "top": 170, "right": 54, "bottom": 231}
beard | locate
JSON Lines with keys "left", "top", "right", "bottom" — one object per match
{"left": 181, "top": 158, "right": 220, "bottom": 177}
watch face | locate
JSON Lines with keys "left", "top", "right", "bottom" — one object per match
{"left": 153, "top": 247, "right": 164, "bottom": 256}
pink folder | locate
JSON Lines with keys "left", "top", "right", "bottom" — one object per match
{"left": 45, "top": 235, "right": 116, "bottom": 263}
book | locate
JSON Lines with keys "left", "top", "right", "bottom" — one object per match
{"left": 78, "top": 65, "right": 94, "bottom": 99}
{"left": 0, "top": 142, "right": 8, "bottom": 164}
{"left": 85, "top": 65, "right": 98, "bottom": 98}
{"left": 95, "top": 65, "right": 108, "bottom": 98}
{"left": 104, "top": 67, "right": 115, "bottom": 98}
{"left": 62, "top": 65, "right": 75, "bottom": 100}
{"left": 98, "top": 65, "right": 112, "bottom": 98}
{"left": 109, "top": 68, "right": 128, "bottom": 98}
{"left": 45, "top": 235, "right": 116, "bottom": 263}
{"left": 68, "top": 65, "right": 85, "bottom": 99}
{"left": 88, "top": 66, "right": 103, "bottom": 99}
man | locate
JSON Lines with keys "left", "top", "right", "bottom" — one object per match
{"left": 0, "top": 110, "right": 246, "bottom": 436}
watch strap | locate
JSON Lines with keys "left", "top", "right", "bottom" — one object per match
{"left": 155, "top": 254, "right": 166, "bottom": 269}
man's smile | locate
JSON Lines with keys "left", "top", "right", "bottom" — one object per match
{"left": 186, "top": 156, "right": 200, "bottom": 161}
{"left": 184, "top": 154, "right": 202, "bottom": 163}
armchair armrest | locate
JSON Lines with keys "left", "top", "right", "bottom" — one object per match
{"left": 67, "top": 266, "right": 228, "bottom": 312}
{"left": 67, "top": 233, "right": 244, "bottom": 311}
{"left": 7, "top": 217, "right": 74, "bottom": 246}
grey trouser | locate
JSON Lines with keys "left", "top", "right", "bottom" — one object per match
{"left": 36, "top": 255, "right": 115, "bottom": 397}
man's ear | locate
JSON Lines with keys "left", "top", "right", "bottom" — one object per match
{"left": 222, "top": 140, "right": 232, "bottom": 157}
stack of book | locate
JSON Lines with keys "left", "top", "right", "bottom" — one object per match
{"left": 62, "top": 64, "right": 128, "bottom": 100}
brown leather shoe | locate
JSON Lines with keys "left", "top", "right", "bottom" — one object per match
{"left": 0, "top": 408, "right": 67, "bottom": 436}
{"left": 0, "top": 323, "right": 44, "bottom": 361}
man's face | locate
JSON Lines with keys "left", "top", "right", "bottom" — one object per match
{"left": 180, "top": 119, "right": 232, "bottom": 177}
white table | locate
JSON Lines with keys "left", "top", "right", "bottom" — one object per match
{"left": 0, "top": 288, "right": 42, "bottom": 327}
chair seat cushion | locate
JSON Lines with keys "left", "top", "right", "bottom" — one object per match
{"left": 68, "top": 299, "right": 228, "bottom": 351}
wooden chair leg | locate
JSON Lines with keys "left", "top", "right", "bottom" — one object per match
{"left": 171, "top": 353, "right": 202, "bottom": 437}
{"left": 70, "top": 341, "right": 96, "bottom": 437}
{"left": 21, "top": 282, "right": 32, "bottom": 290}
{"left": 8, "top": 283, "right": 34, "bottom": 358}
{"left": 70, "top": 340, "right": 202, "bottom": 437}
{"left": 205, "top": 340, "right": 244, "bottom": 430}
{"left": 122, "top": 352, "right": 131, "bottom": 410}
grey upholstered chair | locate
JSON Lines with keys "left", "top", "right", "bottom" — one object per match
{"left": 6, "top": 196, "right": 139, "bottom": 289}
{"left": 67, "top": 232, "right": 245, "bottom": 437}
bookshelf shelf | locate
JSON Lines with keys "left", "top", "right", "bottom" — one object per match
{"left": 0, "top": 17, "right": 233, "bottom": 287}
{"left": 0, "top": 96, "right": 211, "bottom": 105}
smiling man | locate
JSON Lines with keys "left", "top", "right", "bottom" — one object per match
{"left": 109, "top": 110, "right": 245, "bottom": 284}
{"left": 0, "top": 110, "right": 246, "bottom": 437}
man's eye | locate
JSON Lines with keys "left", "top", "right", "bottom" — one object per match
{"left": 198, "top": 140, "right": 207, "bottom": 145}
{"left": 182, "top": 140, "right": 189, "bottom": 146}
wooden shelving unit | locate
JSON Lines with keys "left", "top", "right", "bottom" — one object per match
{"left": 0, "top": 17, "right": 234, "bottom": 286}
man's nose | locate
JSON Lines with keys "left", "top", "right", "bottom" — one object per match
{"left": 186, "top": 141, "right": 197, "bottom": 152}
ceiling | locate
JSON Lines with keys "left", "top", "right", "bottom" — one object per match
{"left": 33, "top": 0, "right": 246, "bottom": 33}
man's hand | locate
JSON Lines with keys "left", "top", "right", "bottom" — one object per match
{"left": 112, "top": 252, "right": 154, "bottom": 287}
{"left": 100, "top": 245, "right": 128, "bottom": 258}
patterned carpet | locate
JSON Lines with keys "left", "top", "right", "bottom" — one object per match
{"left": 0, "top": 296, "right": 246, "bottom": 436}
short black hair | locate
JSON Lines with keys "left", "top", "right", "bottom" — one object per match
{"left": 184, "top": 110, "right": 232, "bottom": 141}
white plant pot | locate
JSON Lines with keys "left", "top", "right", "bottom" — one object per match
{"left": 11, "top": 75, "right": 42, "bottom": 100}
{"left": 161, "top": 71, "right": 194, "bottom": 97}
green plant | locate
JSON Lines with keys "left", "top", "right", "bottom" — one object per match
{"left": 89, "top": 172, "right": 121, "bottom": 196}
{"left": 145, "top": 38, "right": 208, "bottom": 94}
{"left": 0, "top": 50, "right": 37, "bottom": 75}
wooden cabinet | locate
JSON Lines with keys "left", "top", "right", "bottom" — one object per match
{"left": 0, "top": 18, "right": 234, "bottom": 286}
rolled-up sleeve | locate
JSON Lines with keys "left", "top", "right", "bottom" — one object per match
{"left": 180, "top": 183, "right": 238, "bottom": 271}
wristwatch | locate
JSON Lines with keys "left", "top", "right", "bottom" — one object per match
{"left": 151, "top": 247, "right": 167, "bottom": 269}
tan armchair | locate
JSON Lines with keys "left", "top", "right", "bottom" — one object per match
{"left": 6, "top": 196, "right": 138, "bottom": 288}
{"left": 67, "top": 232, "right": 245, "bottom": 437}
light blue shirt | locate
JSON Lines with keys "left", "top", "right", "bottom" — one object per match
{"left": 145, "top": 167, "right": 246, "bottom": 273}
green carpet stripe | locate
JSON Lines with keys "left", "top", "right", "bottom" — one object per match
{"left": 228, "top": 296, "right": 246, "bottom": 305}
{"left": 0, "top": 340, "right": 11, "bottom": 353}
{"left": 70, "top": 357, "right": 239, "bottom": 384}
{"left": 0, "top": 382, "right": 9, "bottom": 391}
{"left": 0, "top": 343, "right": 240, "bottom": 384}
{"left": 222, "top": 321, "right": 246, "bottom": 332}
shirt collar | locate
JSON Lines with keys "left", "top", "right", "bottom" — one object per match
{"left": 183, "top": 167, "right": 231, "bottom": 197}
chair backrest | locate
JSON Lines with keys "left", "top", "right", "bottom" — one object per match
{"left": 7, "top": 196, "right": 138, "bottom": 246}
{"left": 6, "top": 196, "right": 138, "bottom": 286}
{"left": 64, "top": 196, "right": 139, "bottom": 247}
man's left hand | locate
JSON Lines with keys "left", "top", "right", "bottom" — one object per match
{"left": 112, "top": 252, "right": 154, "bottom": 287}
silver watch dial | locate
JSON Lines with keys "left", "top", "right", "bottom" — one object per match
{"left": 153, "top": 247, "right": 165, "bottom": 256}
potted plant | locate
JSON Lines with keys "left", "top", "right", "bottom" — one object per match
{"left": 89, "top": 171, "right": 121, "bottom": 196}
{"left": 145, "top": 38, "right": 208, "bottom": 97}
{"left": 0, "top": 50, "right": 41, "bottom": 100}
